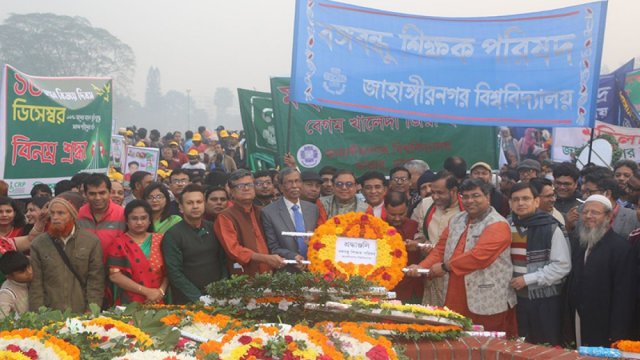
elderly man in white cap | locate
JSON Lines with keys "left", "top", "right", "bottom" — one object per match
{"left": 29, "top": 197, "right": 105, "bottom": 313}
{"left": 568, "top": 194, "right": 636, "bottom": 347}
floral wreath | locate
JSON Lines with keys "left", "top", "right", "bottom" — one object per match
{"left": 338, "top": 299, "right": 472, "bottom": 330}
{"left": 0, "top": 329, "right": 80, "bottom": 360}
{"left": 112, "top": 350, "right": 197, "bottom": 360}
{"left": 308, "top": 212, "right": 407, "bottom": 290}
{"left": 575, "top": 133, "right": 623, "bottom": 165}
{"left": 316, "top": 322, "right": 398, "bottom": 360}
{"left": 316, "top": 321, "right": 463, "bottom": 342}
{"left": 161, "top": 311, "right": 243, "bottom": 342}
{"left": 198, "top": 324, "right": 343, "bottom": 360}
{"left": 58, "top": 317, "right": 153, "bottom": 349}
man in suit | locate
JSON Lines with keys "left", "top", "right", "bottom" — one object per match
{"left": 263, "top": 167, "right": 319, "bottom": 272}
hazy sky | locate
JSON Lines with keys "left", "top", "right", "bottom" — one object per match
{"left": 1, "top": 0, "right": 636, "bottom": 126}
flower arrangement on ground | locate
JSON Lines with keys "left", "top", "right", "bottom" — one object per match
{"left": 0, "top": 329, "right": 80, "bottom": 360}
{"left": 112, "top": 349, "right": 197, "bottom": 359}
{"left": 58, "top": 316, "right": 153, "bottom": 349}
{"left": 336, "top": 299, "right": 472, "bottom": 330}
{"left": 316, "top": 321, "right": 463, "bottom": 342}
{"left": 308, "top": 212, "right": 407, "bottom": 290}
{"left": 161, "top": 311, "right": 243, "bottom": 342}
{"left": 197, "top": 324, "right": 343, "bottom": 360}
{"left": 316, "top": 322, "right": 398, "bottom": 360}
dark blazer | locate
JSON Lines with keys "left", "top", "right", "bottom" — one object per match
{"left": 262, "top": 198, "right": 319, "bottom": 260}
{"left": 568, "top": 229, "right": 637, "bottom": 346}
{"left": 612, "top": 206, "right": 640, "bottom": 239}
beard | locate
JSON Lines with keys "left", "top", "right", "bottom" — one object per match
{"left": 578, "top": 221, "right": 609, "bottom": 249}
{"left": 47, "top": 220, "right": 75, "bottom": 239}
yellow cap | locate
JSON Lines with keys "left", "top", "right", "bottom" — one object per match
{"left": 135, "top": 141, "right": 145, "bottom": 147}
{"left": 169, "top": 141, "right": 179, "bottom": 146}
{"left": 231, "top": 132, "right": 239, "bottom": 139}
{"left": 192, "top": 133, "right": 202, "bottom": 141}
{"left": 219, "top": 130, "right": 229, "bottom": 138}
{"left": 159, "top": 160, "right": 168, "bottom": 167}
{"left": 187, "top": 149, "right": 199, "bottom": 156}
{"left": 126, "top": 130, "right": 134, "bottom": 136}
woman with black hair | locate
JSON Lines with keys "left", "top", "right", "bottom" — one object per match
{"left": 143, "top": 183, "right": 182, "bottom": 234}
{"left": 107, "top": 200, "right": 168, "bottom": 305}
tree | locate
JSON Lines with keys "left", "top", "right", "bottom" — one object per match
{"left": 145, "top": 66, "right": 162, "bottom": 109}
{"left": 0, "top": 13, "right": 136, "bottom": 96}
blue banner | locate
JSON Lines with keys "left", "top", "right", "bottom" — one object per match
{"left": 596, "top": 74, "right": 617, "bottom": 125}
{"left": 290, "top": 0, "right": 607, "bottom": 128}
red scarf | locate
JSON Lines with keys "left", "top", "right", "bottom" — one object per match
{"left": 107, "top": 232, "right": 165, "bottom": 304}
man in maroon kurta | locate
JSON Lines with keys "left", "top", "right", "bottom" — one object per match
{"left": 385, "top": 191, "right": 422, "bottom": 303}
{"left": 214, "top": 169, "right": 285, "bottom": 276}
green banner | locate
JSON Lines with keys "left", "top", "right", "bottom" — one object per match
{"left": 0, "top": 64, "right": 112, "bottom": 197}
{"left": 270, "top": 77, "right": 497, "bottom": 173}
{"left": 625, "top": 69, "right": 640, "bottom": 112}
{"left": 237, "top": 88, "right": 277, "bottom": 170}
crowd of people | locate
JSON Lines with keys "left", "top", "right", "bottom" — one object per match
{"left": 0, "top": 125, "right": 639, "bottom": 349}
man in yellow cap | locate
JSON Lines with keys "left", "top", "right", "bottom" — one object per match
{"left": 189, "top": 133, "right": 208, "bottom": 154}
{"left": 227, "top": 132, "right": 246, "bottom": 169}
{"left": 182, "top": 149, "right": 206, "bottom": 180}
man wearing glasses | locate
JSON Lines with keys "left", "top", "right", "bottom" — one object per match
{"left": 214, "top": 169, "right": 285, "bottom": 276}
{"left": 167, "top": 169, "right": 191, "bottom": 216}
{"left": 253, "top": 170, "right": 276, "bottom": 207}
{"left": 529, "top": 178, "right": 565, "bottom": 226}
{"left": 406, "top": 178, "right": 517, "bottom": 338}
{"left": 552, "top": 162, "right": 581, "bottom": 216}
{"left": 318, "top": 169, "right": 369, "bottom": 224}
{"left": 389, "top": 167, "right": 422, "bottom": 216}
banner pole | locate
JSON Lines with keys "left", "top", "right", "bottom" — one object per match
{"left": 587, "top": 127, "right": 595, "bottom": 165}
{"left": 285, "top": 100, "right": 293, "bottom": 161}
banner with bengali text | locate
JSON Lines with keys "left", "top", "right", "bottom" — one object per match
{"left": 551, "top": 120, "right": 639, "bottom": 163}
{"left": 290, "top": 0, "right": 607, "bottom": 128}
{"left": 0, "top": 64, "right": 112, "bottom": 197}
{"left": 271, "top": 77, "right": 497, "bottom": 173}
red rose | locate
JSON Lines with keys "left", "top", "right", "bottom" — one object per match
{"left": 313, "top": 241, "right": 326, "bottom": 250}
{"left": 361, "top": 215, "right": 369, "bottom": 222}
{"left": 6, "top": 345, "right": 21, "bottom": 352}
{"left": 238, "top": 335, "right": 253, "bottom": 345}
{"left": 366, "top": 344, "right": 390, "bottom": 360}
{"left": 103, "top": 323, "right": 115, "bottom": 331}
{"left": 382, "top": 272, "right": 391, "bottom": 281}
{"left": 333, "top": 217, "right": 341, "bottom": 224}
{"left": 386, "top": 228, "right": 397, "bottom": 236}
{"left": 390, "top": 249, "right": 402, "bottom": 258}
{"left": 284, "top": 335, "right": 294, "bottom": 343}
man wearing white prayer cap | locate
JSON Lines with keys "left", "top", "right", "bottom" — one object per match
{"left": 567, "top": 194, "right": 637, "bottom": 347}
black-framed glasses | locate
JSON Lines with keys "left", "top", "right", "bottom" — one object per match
{"left": 254, "top": 180, "right": 273, "bottom": 187}
{"left": 391, "top": 176, "right": 409, "bottom": 183}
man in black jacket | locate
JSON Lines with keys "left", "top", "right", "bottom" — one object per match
{"left": 568, "top": 194, "right": 637, "bottom": 347}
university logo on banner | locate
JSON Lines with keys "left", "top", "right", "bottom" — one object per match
{"left": 290, "top": 0, "right": 607, "bottom": 128}
{"left": 0, "top": 64, "right": 112, "bottom": 198}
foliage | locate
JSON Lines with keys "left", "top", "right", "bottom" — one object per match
{"left": 0, "top": 13, "right": 135, "bottom": 96}
{"left": 575, "top": 133, "right": 623, "bottom": 165}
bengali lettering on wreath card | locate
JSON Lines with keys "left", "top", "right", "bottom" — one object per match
{"left": 335, "top": 237, "right": 378, "bottom": 265}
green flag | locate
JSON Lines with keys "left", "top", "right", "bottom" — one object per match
{"left": 270, "top": 77, "right": 497, "bottom": 173}
{"left": 237, "top": 88, "right": 277, "bottom": 170}
{"left": 0, "top": 64, "right": 112, "bottom": 197}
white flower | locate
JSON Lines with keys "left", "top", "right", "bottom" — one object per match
{"left": 228, "top": 298, "right": 242, "bottom": 306}
{"left": 246, "top": 298, "right": 258, "bottom": 310}
{"left": 278, "top": 299, "right": 292, "bottom": 311}
{"left": 112, "top": 350, "right": 197, "bottom": 359}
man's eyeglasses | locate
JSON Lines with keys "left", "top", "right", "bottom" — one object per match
{"left": 391, "top": 177, "right": 409, "bottom": 183}
{"left": 334, "top": 181, "right": 355, "bottom": 189}
{"left": 554, "top": 181, "right": 575, "bottom": 187}
{"left": 172, "top": 179, "right": 189, "bottom": 184}
{"left": 254, "top": 180, "right": 273, "bottom": 187}
{"left": 460, "top": 193, "right": 485, "bottom": 201}
{"left": 581, "top": 188, "right": 603, "bottom": 196}
{"left": 233, "top": 182, "right": 255, "bottom": 190}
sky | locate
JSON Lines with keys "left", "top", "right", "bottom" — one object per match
{"left": 0, "top": 0, "right": 637, "bottom": 128}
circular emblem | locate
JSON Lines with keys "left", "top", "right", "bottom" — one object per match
{"left": 296, "top": 144, "right": 322, "bottom": 168}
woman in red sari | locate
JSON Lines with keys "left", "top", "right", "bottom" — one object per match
{"left": 0, "top": 196, "right": 27, "bottom": 239}
{"left": 107, "top": 200, "right": 168, "bottom": 304}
